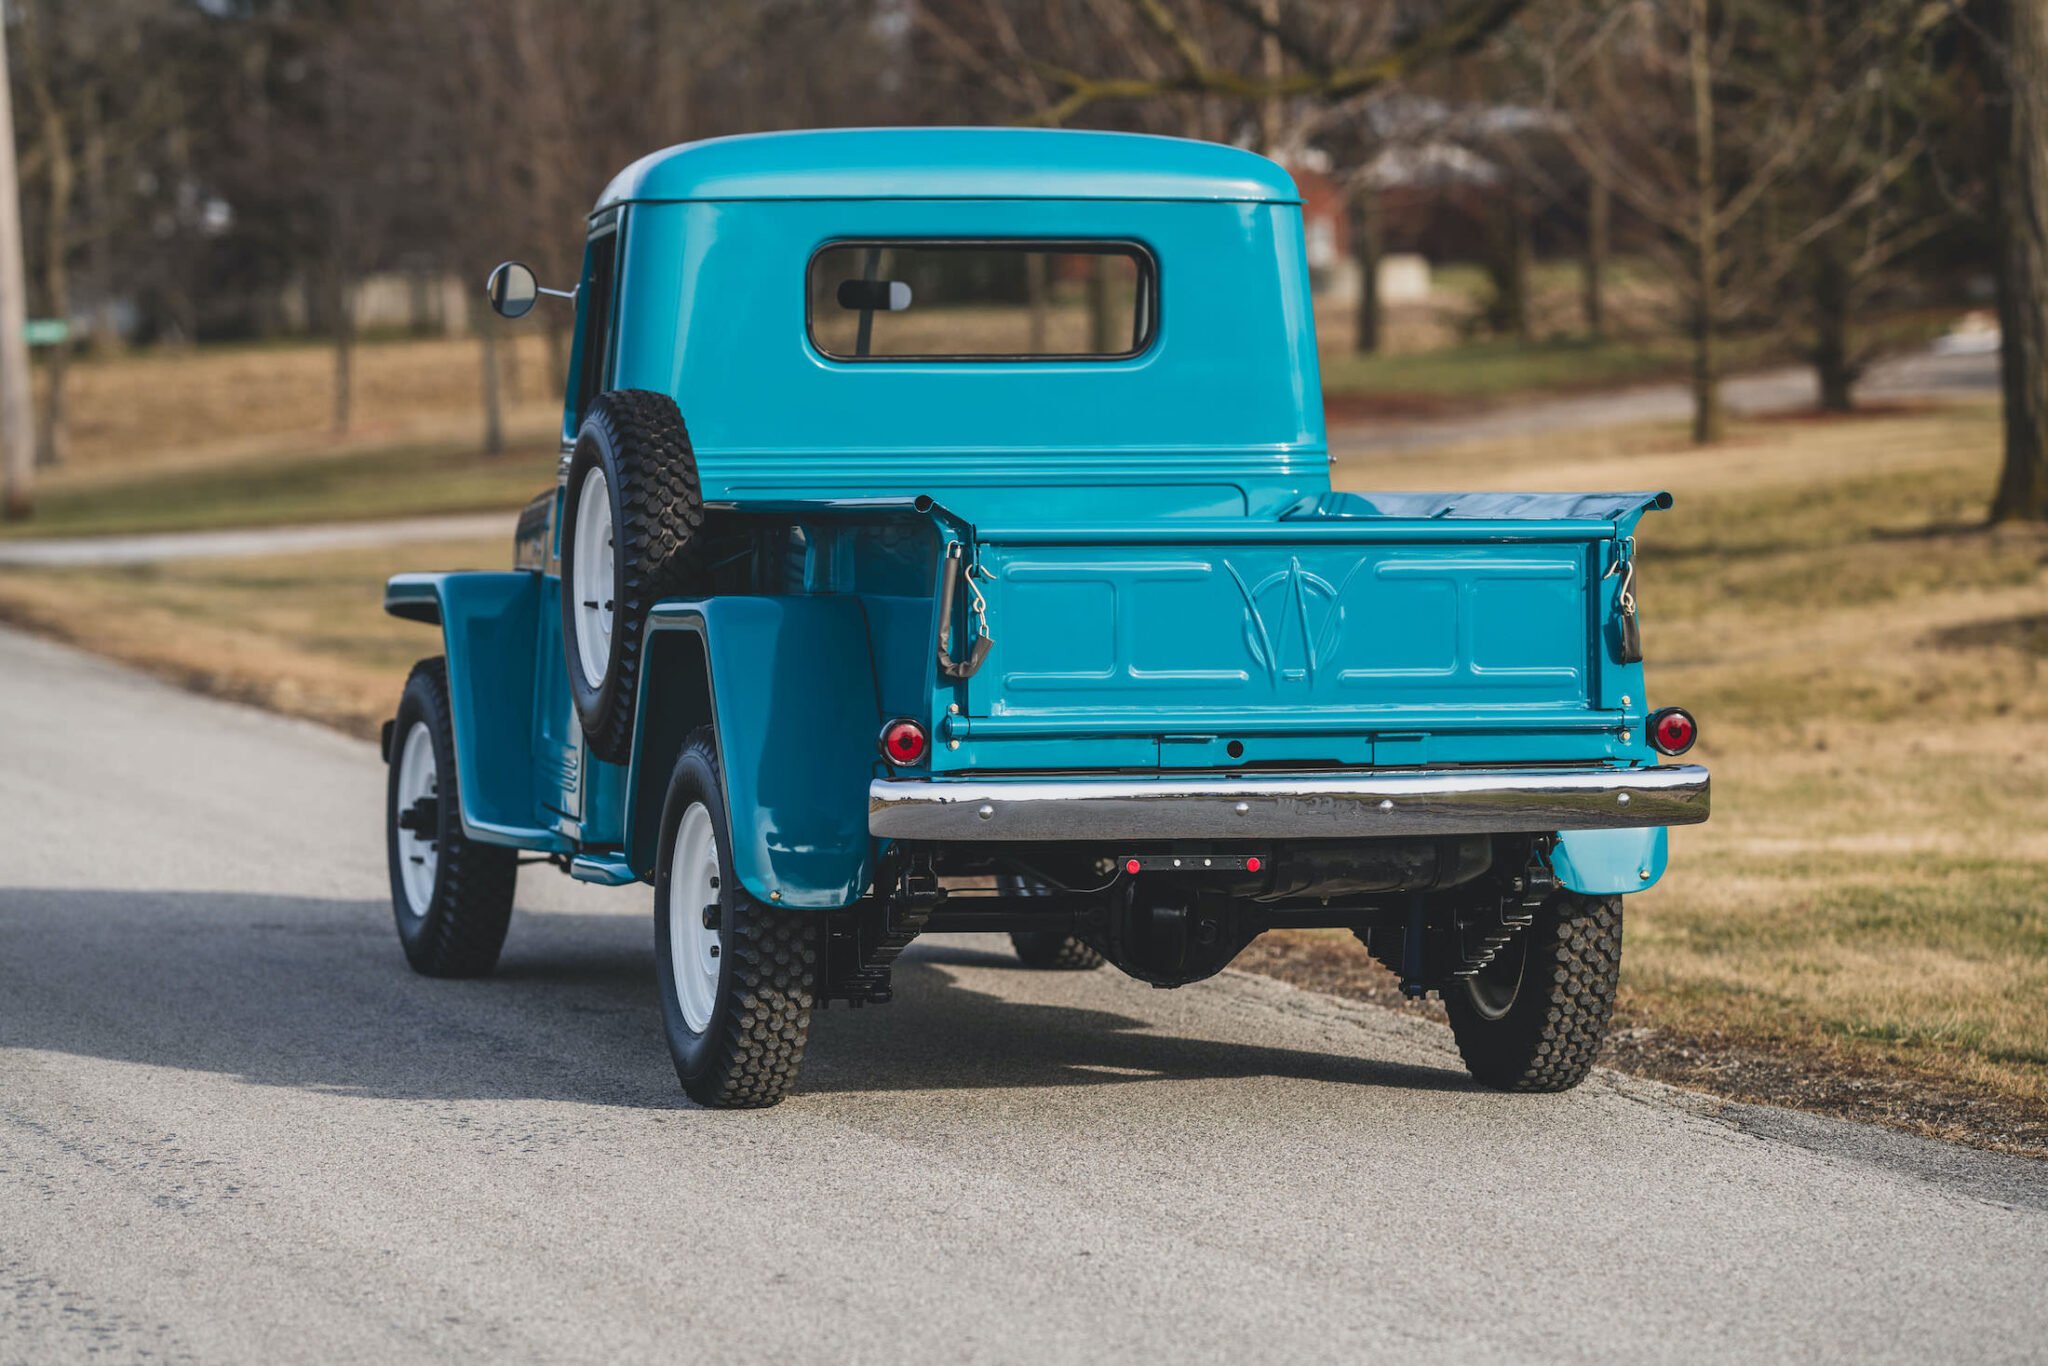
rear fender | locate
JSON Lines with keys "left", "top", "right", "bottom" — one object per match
{"left": 383, "top": 572, "right": 566, "bottom": 851}
{"left": 624, "top": 596, "right": 881, "bottom": 908}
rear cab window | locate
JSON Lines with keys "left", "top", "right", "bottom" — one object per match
{"left": 807, "top": 241, "right": 1156, "bottom": 361}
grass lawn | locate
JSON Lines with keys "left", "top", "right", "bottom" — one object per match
{"left": 0, "top": 439, "right": 558, "bottom": 540}
{"left": 1317, "top": 311, "right": 1958, "bottom": 410}
{"left": 0, "top": 536, "right": 506, "bottom": 737}
{"left": 33, "top": 330, "right": 562, "bottom": 477}
{"left": 1320, "top": 336, "right": 1691, "bottom": 405}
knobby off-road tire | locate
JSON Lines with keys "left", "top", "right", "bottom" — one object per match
{"left": 386, "top": 658, "right": 518, "bottom": 977}
{"left": 997, "top": 875, "right": 1104, "bottom": 970}
{"left": 1445, "top": 892, "right": 1623, "bottom": 1093}
{"left": 559, "top": 390, "right": 705, "bottom": 764}
{"left": 653, "top": 729, "right": 820, "bottom": 1108}
{"left": 1010, "top": 932, "right": 1106, "bottom": 971}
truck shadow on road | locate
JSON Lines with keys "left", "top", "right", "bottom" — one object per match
{"left": 0, "top": 889, "right": 1470, "bottom": 1107}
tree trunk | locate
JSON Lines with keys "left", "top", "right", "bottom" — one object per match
{"left": 1510, "top": 201, "right": 1532, "bottom": 344}
{"left": 1086, "top": 254, "right": 1115, "bottom": 353}
{"left": 83, "top": 89, "right": 119, "bottom": 357}
{"left": 478, "top": 307, "right": 505, "bottom": 457}
{"left": 1688, "top": 0, "right": 1724, "bottom": 445}
{"left": 1583, "top": 178, "right": 1608, "bottom": 341}
{"left": 1991, "top": 0, "right": 2048, "bottom": 521}
{"left": 34, "top": 135, "right": 71, "bottom": 469}
{"left": 1258, "top": 0, "right": 1284, "bottom": 157}
{"left": 499, "top": 324, "right": 523, "bottom": 401}
{"left": 330, "top": 270, "right": 354, "bottom": 435}
{"left": 0, "top": 18, "right": 36, "bottom": 519}
{"left": 1350, "top": 183, "right": 1381, "bottom": 354}
{"left": 546, "top": 323, "right": 568, "bottom": 399}
{"left": 1024, "top": 251, "right": 1048, "bottom": 352}
{"left": 24, "top": 0, "right": 71, "bottom": 469}
{"left": 1811, "top": 248, "right": 1856, "bottom": 413}
{"left": 1485, "top": 198, "right": 1532, "bottom": 342}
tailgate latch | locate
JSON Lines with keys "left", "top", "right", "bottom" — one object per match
{"left": 937, "top": 541, "right": 994, "bottom": 680}
{"left": 1607, "top": 537, "right": 1643, "bottom": 664}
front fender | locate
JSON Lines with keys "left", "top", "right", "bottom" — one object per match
{"left": 383, "top": 572, "right": 566, "bottom": 851}
{"left": 625, "top": 596, "right": 881, "bottom": 909}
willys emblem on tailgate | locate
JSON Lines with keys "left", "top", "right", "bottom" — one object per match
{"left": 1226, "top": 557, "right": 1345, "bottom": 684}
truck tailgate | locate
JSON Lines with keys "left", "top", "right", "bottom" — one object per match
{"left": 946, "top": 494, "right": 1666, "bottom": 770}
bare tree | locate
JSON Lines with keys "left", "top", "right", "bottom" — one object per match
{"left": 5, "top": 1, "right": 187, "bottom": 464}
{"left": 1987, "top": 0, "right": 2048, "bottom": 521}
{"left": 0, "top": 8, "right": 35, "bottom": 519}
{"left": 1537, "top": 0, "right": 1931, "bottom": 442}
{"left": 1011, "top": 0, "right": 1532, "bottom": 128}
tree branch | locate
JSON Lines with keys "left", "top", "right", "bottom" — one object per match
{"left": 1027, "top": 0, "right": 1532, "bottom": 123}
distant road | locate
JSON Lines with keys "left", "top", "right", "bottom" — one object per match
{"left": 2, "top": 625, "right": 2044, "bottom": 1364}
{"left": 1330, "top": 346, "right": 1999, "bottom": 460}
{"left": 0, "top": 509, "right": 513, "bottom": 568}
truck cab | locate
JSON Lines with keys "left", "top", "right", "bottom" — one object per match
{"left": 382, "top": 128, "right": 1707, "bottom": 1107}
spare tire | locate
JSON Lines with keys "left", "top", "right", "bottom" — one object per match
{"left": 559, "top": 390, "right": 704, "bottom": 763}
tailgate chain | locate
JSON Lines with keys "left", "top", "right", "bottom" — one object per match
{"left": 937, "top": 541, "right": 994, "bottom": 680}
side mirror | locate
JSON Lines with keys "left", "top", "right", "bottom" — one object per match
{"left": 486, "top": 261, "right": 539, "bottom": 319}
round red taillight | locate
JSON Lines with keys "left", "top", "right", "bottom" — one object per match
{"left": 1245, "top": 856, "right": 1263, "bottom": 873}
{"left": 1123, "top": 858, "right": 1142, "bottom": 875}
{"left": 1649, "top": 707, "right": 1697, "bottom": 756}
{"left": 879, "top": 718, "right": 929, "bottom": 766}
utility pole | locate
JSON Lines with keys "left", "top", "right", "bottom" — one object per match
{"left": 0, "top": 12, "right": 35, "bottom": 519}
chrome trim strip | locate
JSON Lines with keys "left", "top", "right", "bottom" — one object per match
{"left": 869, "top": 765, "right": 1709, "bottom": 842}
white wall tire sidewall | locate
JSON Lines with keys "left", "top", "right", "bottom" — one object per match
{"left": 669, "top": 801, "right": 725, "bottom": 1035}
{"left": 570, "top": 463, "right": 616, "bottom": 692}
{"left": 394, "top": 720, "right": 439, "bottom": 917}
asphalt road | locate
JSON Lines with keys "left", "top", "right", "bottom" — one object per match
{"left": 2, "top": 626, "right": 2044, "bottom": 1365}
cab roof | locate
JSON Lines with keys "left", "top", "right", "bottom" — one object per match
{"left": 592, "top": 127, "right": 1301, "bottom": 211}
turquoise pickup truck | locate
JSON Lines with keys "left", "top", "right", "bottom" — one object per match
{"left": 382, "top": 128, "right": 1707, "bottom": 1107}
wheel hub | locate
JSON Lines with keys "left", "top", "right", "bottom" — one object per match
{"left": 571, "top": 464, "right": 616, "bottom": 690}
{"left": 393, "top": 722, "right": 439, "bottom": 917}
{"left": 669, "top": 802, "right": 725, "bottom": 1033}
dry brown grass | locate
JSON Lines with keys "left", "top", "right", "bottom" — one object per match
{"left": 0, "top": 537, "right": 502, "bottom": 739}
{"left": 33, "top": 333, "right": 562, "bottom": 488}
{"left": 1327, "top": 399, "right": 2048, "bottom": 1149}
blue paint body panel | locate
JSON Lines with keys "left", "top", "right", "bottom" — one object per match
{"left": 595, "top": 127, "right": 1301, "bottom": 209}
{"left": 1554, "top": 827, "right": 1670, "bottom": 894}
{"left": 602, "top": 195, "right": 1324, "bottom": 519}
{"left": 624, "top": 597, "right": 881, "bottom": 909}
{"left": 381, "top": 128, "right": 1705, "bottom": 913}
{"left": 384, "top": 572, "right": 570, "bottom": 853}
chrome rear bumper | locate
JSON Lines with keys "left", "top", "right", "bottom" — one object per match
{"left": 869, "top": 765, "right": 1709, "bottom": 842}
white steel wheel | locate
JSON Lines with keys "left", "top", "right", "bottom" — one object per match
{"left": 570, "top": 463, "right": 616, "bottom": 690}
{"left": 393, "top": 720, "right": 439, "bottom": 916}
{"left": 668, "top": 801, "right": 725, "bottom": 1033}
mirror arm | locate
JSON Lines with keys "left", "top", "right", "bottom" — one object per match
{"left": 536, "top": 285, "right": 579, "bottom": 301}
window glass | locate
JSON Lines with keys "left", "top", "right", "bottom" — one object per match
{"left": 808, "top": 242, "right": 1154, "bottom": 360}
{"left": 575, "top": 226, "right": 620, "bottom": 417}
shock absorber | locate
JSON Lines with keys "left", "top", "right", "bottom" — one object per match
{"left": 1400, "top": 892, "right": 1428, "bottom": 998}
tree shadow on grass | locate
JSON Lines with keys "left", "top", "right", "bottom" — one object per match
{"left": 0, "top": 887, "right": 1468, "bottom": 1109}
